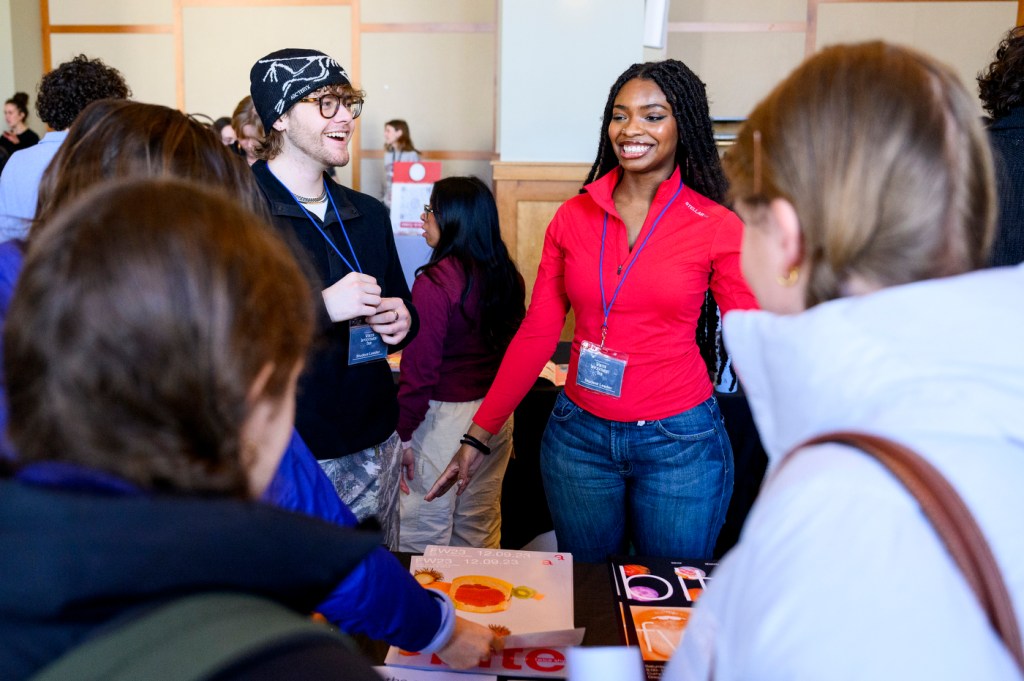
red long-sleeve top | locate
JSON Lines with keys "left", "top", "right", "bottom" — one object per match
{"left": 473, "top": 166, "right": 757, "bottom": 433}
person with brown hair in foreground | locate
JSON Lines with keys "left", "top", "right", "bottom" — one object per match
{"left": 0, "top": 179, "right": 385, "bottom": 680}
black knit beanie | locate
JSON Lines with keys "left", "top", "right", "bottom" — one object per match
{"left": 249, "top": 48, "right": 352, "bottom": 131}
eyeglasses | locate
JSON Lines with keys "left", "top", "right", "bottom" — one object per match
{"left": 297, "top": 93, "right": 363, "bottom": 119}
{"left": 423, "top": 204, "right": 435, "bottom": 215}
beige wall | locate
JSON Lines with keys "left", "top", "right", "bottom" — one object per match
{"left": 20, "top": 0, "right": 498, "bottom": 193}
{"left": 817, "top": 1, "right": 1014, "bottom": 101}
{"left": 182, "top": 4, "right": 355, "bottom": 186}
{"left": 499, "top": 0, "right": 645, "bottom": 163}
{"left": 3, "top": 0, "right": 1022, "bottom": 183}
{"left": 662, "top": 0, "right": 1018, "bottom": 121}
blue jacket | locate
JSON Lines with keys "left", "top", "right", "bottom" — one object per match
{"left": 263, "top": 431, "right": 454, "bottom": 652}
{"left": 0, "top": 238, "right": 24, "bottom": 461}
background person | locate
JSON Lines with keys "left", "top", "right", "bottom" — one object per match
{"left": 0, "top": 54, "right": 130, "bottom": 241}
{"left": 214, "top": 114, "right": 237, "bottom": 146}
{"left": 0, "top": 178, "right": 384, "bottom": 680}
{"left": 382, "top": 118, "right": 420, "bottom": 209}
{"left": 231, "top": 95, "right": 262, "bottom": 165}
{"left": 427, "top": 60, "right": 757, "bottom": 563}
{"left": 978, "top": 25, "right": 1024, "bottom": 267}
{"left": 397, "top": 176, "right": 525, "bottom": 552}
{"left": 666, "top": 42, "right": 1022, "bottom": 680}
{"left": 0, "top": 93, "right": 39, "bottom": 157}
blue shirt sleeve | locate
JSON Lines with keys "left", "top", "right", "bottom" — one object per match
{"left": 262, "top": 430, "right": 449, "bottom": 651}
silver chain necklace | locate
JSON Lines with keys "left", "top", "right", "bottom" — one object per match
{"left": 295, "top": 187, "right": 328, "bottom": 204}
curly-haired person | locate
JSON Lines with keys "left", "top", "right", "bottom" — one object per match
{"left": 0, "top": 55, "right": 130, "bottom": 241}
{"left": 979, "top": 25, "right": 1024, "bottom": 267}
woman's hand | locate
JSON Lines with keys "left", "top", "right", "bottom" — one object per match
{"left": 368, "top": 297, "right": 410, "bottom": 345}
{"left": 424, "top": 443, "right": 484, "bottom": 500}
{"left": 399, "top": 443, "right": 414, "bottom": 495}
{"left": 435, "top": 616, "right": 503, "bottom": 669}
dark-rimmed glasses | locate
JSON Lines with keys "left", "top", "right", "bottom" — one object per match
{"left": 297, "top": 93, "right": 363, "bottom": 119}
{"left": 423, "top": 204, "right": 435, "bottom": 215}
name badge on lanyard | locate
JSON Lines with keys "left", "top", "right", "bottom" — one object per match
{"left": 275, "top": 172, "right": 389, "bottom": 366}
{"left": 577, "top": 340, "right": 628, "bottom": 398}
{"left": 348, "top": 317, "right": 388, "bottom": 364}
{"left": 575, "top": 179, "right": 683, "bottom": 398}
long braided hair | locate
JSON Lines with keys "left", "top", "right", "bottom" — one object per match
{"left": 584, "top": 59, "right": 732, "bottom": 386}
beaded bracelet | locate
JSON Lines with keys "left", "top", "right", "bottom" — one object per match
{"left": 460, "top": 433, "right": 491, "bottom": 456}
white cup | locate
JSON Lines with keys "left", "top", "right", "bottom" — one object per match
{"left": 566, "top": 646, "right": 645, "bottom": 681}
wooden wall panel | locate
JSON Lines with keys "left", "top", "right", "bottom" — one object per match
{"left": 493, "top": 162, "right": 589, "bottom": 341}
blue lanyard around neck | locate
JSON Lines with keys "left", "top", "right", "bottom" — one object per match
{"left": 273, "top": 170, "right": 363, "bottom": 274}
{"left": 598, "top": 178, "right": 684, "bottom": 345}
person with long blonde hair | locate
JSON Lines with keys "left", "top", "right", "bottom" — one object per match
{"left": 666, "top": 42, "right": 1021, "bottom": 681}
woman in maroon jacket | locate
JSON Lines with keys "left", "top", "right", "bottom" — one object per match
{"left": 397, "top": 176, "right": 525, "bottom": 551}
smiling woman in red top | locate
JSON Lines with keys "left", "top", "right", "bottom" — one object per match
{"left": 426, "top": 60, "right": 757, "bottom": 562}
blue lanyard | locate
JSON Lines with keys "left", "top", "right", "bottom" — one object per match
{"left": 273, "top": 171, "right": 363, "bottom": 274}
{"left": 598, "top": 179, "right": 684, "bottom": 346}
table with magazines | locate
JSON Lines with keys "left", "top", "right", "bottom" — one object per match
{"left": 359, "top": 553, "right": 619, "bottom": 678}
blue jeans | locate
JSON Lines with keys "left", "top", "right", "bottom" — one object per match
{"left": 540, "top": 392, "right": 733, "bottom": 563}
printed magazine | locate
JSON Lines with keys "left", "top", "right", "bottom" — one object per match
{"left": 609, "top": 556, "right": 717, "bottom": 680}
{"left": 384, "top": 547, "right": 580, "bottom": 678}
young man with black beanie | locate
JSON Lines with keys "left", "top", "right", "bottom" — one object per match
{"left": 249, "top": 48, "right": 418, "bottom": 550}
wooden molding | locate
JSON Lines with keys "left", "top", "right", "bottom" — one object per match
{"left": 351, "top": 0, "right": 361, "bottom": 190}
{"left": 174, "top": 0, "right": 185, "bottom": 111}
{"left": 360, "top": 22, "right": 494, "bottom": 33}
{"left": 1018, "top": 0, "right": 1023, "bottom": 25}
{"left": 669, "top": 22, "right": 805, "bottom": 33}
{"left": 492, "top": 161, "right": 590, "bottom": 183}
{"left": 40, "top": 0, "right": 51, "bottom": 71}
{"left": 179, "top": 0, "right": 349, "bottom": 6}
{"left": 807, "top": 0, "right": 819, "bottom": 55}
{"left": 48, "top": 24, "right": 173, "bottom": 33}
{"left": 361, "top": 149, "right": 497, "bottom": 161}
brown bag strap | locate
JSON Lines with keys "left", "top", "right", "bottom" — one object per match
{"left": 789, "top": 431, "right": 1024, "bottom": 674}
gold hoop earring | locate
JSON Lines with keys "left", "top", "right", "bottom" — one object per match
{"left": 776, "top": 266, "right": 800, "bottom": 287}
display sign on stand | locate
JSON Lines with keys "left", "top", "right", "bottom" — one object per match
{"left": 390, "top": 161, "right": 442, "bottom": 235}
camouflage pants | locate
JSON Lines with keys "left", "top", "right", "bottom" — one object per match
{"left": 318, "top": 431, "right": 402, "bottom": 550}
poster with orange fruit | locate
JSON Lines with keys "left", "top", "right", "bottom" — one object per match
{"left": 609, "top": 556, "right": 717, "bottom": 680}
{"left": 383, "top": 547, "right": 580, "bottom": 678}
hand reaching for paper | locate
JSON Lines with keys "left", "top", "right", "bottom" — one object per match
{"left": 435, "top": 616, "right": 504, "bottom": 669}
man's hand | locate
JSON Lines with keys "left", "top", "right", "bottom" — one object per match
{"left": 322, "top": 272, "right": 381, "bottom": 322}
{"left": 368, "top": 297, "right": 410, "bottom": 345}
{"left": 435, "top": 617, "right": 503, "bottom": 670}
